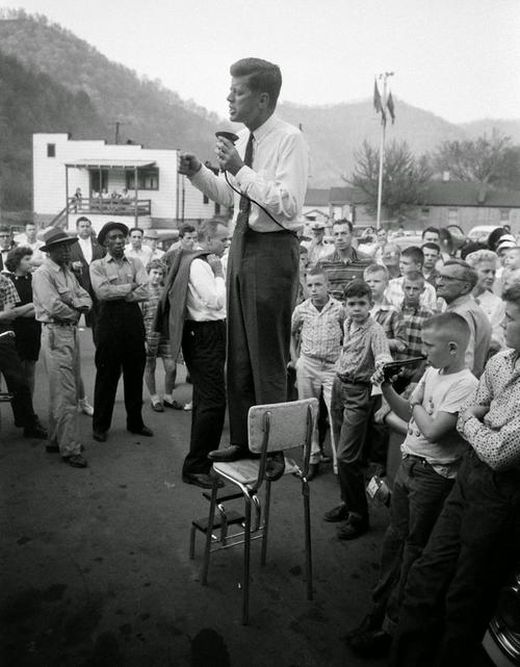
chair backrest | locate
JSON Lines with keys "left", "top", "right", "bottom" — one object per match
{"left": 248, "top": 398, "right": 319, "bottom": 454}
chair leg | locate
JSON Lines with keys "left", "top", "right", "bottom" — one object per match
{"left": 261, "top": 481, "right": 272, "bottom": 566}
{"left": 302, "top": 481, "right": 313, "bottom": 601}
{"left": 189, "top": 525, "right": 196, "bottom": 559}
{"left": 242, "top": 495, "right": 252, "bottom": 625}
{"left": 201, "top": 482, "right": 218, "bottom": 586}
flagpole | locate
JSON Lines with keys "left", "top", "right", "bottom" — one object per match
{"left": 375, "top": 72, "right": 394, "bottom": 230}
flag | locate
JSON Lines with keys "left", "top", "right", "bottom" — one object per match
{"left": 373, "top": 79, "right": 386, "bottom": 124}
{"left": 387, "top": 92, "right": 395, "bottom": 124}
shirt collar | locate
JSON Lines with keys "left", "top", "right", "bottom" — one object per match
{"left": 250, "top": 113, "right": 278, "bottom": 143}
{"left": 105, "top": 254, "right": 129, "bottom": 264}
{"left": 45, "top": 257, "right": 65, "bottom": 273}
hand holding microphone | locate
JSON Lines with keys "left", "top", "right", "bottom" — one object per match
{"left": 215, "top": 131, "right": 242, "bottom": 175}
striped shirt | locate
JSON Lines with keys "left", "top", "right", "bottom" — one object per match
{"left": 0, "top": 273, "right": 20, "bottom": 334}
{"left": 457, "top": 349, "right": 520, "bottom": 471}
{"left": 292, "top": 297, "right": 345, "bottom": 363}
{"left": 336, "top": 315, "right": 392, "bottom": 382}
{"left": 371, "top": 298, "right": 405, "bottom": 352}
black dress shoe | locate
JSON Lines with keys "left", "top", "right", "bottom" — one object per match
{"left": 128, "top": 426, "right": 154, "bottom": 437}
{"left": 264, "top": 451, "right": 285, "bottom": 481}
{"left": 93, "top": 431, "right": 107, "bottom": 442}
{"left": 182, "top": 473, "right": 224, "bottom": 489}
{"left": 323, "top": 503, "right": 349, "bottom": 522}
{"left": 208, "top": 445, "right": 247, "bottom": 462}
{"left": 23, "top": 425, "right": 47, "bottom": 439}
{"left": 337, "top": 517, "right": 369, "bottom": 541}
{"left": 62, "top": 454, "right": 88, "bottom": 469}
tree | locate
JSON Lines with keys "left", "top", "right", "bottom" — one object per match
{"left": 347, "top": 140, "right": 432, "bottom": 220}
{"left": 433, "top": 130, "right": 520, "bottom": 187}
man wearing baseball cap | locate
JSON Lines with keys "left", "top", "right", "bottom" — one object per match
{"left": 33, "top": 228, "right": 92, "bottom": 468}
{"left": 89, "top": 222, "right": 152, "bottom": 442}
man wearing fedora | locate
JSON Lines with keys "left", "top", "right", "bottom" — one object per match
{"left": 33, "top": 228, "right": 92, "bottom": 468}
{"left": 89, "top": 222, "right": 153, "bottom": 442}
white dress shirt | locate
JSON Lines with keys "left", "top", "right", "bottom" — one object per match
{"left": 190, "top": 114, "right": 309, "bottom": 233}
{"left": 125, "top": 245, "right": 153, "bottom": 267}
{"left": 78, "top": 237, "right": 93, "bottom": 265}
{"left": 186, "top": 258, "right": 226, "bottom": 321}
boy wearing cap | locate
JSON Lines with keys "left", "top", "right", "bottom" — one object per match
{"left": 33, "top": 228, "right": 92, "bottom": 468}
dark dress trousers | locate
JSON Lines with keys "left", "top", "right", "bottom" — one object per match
{"left": 69, "top": 239, "right": 105, "bottom": 341}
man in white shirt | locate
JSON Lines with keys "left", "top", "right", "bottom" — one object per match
{"left": 179, "top": 58, "right": 308, "bottom": 477}
{"left": 126, "top": 227, "right": 153, "bottom": 267}
{"left": 180, "top": 221, "right": 230, "bottom": 489}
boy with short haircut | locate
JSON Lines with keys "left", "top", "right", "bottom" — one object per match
{"left": 364, "top": 264, "right": 406, "bottom": 353}
{"left": 324, "top": 279, "right": 392, "bottom": 540}
{"left": 385, "top": 246, "right": 438, "bottom": 311}
{"left": 141, "top": 260, "right": 180, "bottom": 411}
{"left": 345, "top": 313, "right": 478, "bottom": 658}
{"left": 394, "top": 271, "right": 434, "bottom": 391}
{"left": 291, "top": 267, "right": 345, "bottom": 478}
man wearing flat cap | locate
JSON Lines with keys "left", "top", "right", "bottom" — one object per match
{"left": 89, "top": 222, "right": 153, "bottom": 442}
{"left": 33, "top": 228, "right": 92, "bottom": 468}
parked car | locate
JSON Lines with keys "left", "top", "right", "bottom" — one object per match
{"left": 468, "top": 225, "right": 501, "bottom": 244}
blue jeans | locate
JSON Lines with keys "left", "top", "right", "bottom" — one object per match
{"left": 391, "top": 449, "right": 520, "bottom": 667}
{"left": 370, "top": 455, "right": 454, "bottom": 631}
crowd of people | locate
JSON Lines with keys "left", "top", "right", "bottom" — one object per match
{"left": 2, "top": 55, "right": 520, "bottom": 666}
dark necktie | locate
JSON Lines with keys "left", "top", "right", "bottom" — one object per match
{"left": 235, "top": 132, "right": 254, "bottom": 231}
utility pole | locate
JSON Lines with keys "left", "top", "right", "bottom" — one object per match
{"left": 110, "top": 121, "right": 127, "bottom": 145}
{"left": 376, "top": 71, "right": 394, "bottom": 230}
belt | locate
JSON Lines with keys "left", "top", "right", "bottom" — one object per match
{"left": 43, "top": 321, "right": 76, "bottom": 326}
{"left": 336, "top": 374, "right": 371, "bottom": 387}
{"left": 403, "top": 453, "right": 429, "bottom": 465}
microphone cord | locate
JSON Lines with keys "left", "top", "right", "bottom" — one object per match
{"left": 224, "top": 171, "right": 299, "bottom": 238}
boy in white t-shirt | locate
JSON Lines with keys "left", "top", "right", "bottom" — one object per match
{"left": 345, "top": 312, "right": 478, "bottom": 658}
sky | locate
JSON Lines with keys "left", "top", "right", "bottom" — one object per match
{"left": 3, "top": 0, "right": 520, "bottom": 123}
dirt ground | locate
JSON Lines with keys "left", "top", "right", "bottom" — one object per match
{"left": 1, "top": 329, "right": 390, "bottom": 667}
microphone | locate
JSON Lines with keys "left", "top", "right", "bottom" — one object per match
{"left": 215, "top": 131, "right": 239, "bottom": 174}
{"left": 215, "top": 131, "right": 239, "bottom": 144}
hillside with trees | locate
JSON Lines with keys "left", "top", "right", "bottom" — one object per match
{"left": 0, "top": 9, "right": 519, "bottom": 212}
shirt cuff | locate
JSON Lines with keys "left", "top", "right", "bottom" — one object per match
{"left": 462, "top": 415, "right": 482, "bottom": 440}
{"left": 190, "top": 163, "right": 211, "bottom": 187}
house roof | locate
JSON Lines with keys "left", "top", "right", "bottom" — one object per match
{"left": 329, "top": 186, "right": 369, "bottom": 205}
{"left": 304, "top": 188, "right": 330, "bottom": 206}
{"left": 422, "top": 182, "right": 520, "bottom": 208}
{"left": 65, "top": 159, "right": 156, "bottom": 170}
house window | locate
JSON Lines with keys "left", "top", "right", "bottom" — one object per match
{"left": 500, "top": 208, "right": 511, "bottom": 222}
{"left": 203, "top": 194, "right": 209, "bottom": 204}
{"left": 214, "top": 203, "right": 221, "bottom": 215}
{"left": 421, "top": 207, "right": 430, "bottom": 219}
{"left": 47, "top": 143, "right": 56, "bottom": 157}
{"left": 447, "top": 207, "right": 458, "bottom": 223}
{"left": 126, "top": 167, "right": 159, "bottom": 191}
{"left": 90, "top": 170, "right": 109, "bottom": 194}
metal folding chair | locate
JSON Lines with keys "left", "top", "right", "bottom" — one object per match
{"left": 190, "top": 397, "right": 318, "bottom": 625}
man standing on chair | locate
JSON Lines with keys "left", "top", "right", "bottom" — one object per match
{"left": 178, "top": 58, "right": 309, "bottom": 478}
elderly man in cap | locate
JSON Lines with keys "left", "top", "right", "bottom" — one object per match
{"left": 89, "top": 222, "right": 152, "bottom": 442}
{"left": 303, "top": 219, "right": 331, "bottom": 266}
{"left": 33, "top": 228, "right": 92, "bottom": 468}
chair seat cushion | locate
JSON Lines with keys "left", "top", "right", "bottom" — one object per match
{"left": 213, "top": 457, "right": 300, "bottom": 486}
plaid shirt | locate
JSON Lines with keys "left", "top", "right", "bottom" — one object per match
{"left": 396, "top": 302, "right": 434, "bottom": 361}
{"left": 0, "top": 273, "right": 20, "bottom": 334}
{"left": 371, "top": 298, "right": 404, "bottom": 351}
{"left": 385, "top": 276, "right": 438, "bottom": 312}
{"left": 336, "top": 315, "right": 392, "bottom": 382}
{"left": 292, "top": 297, "right": 345, "bottom": 363}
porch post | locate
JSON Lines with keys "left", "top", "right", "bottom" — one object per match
{"left": 65, "top": 165, "right": 69, "bottom": 230}
{"left": 134, "top": 166, "right": 138, "bottom": 227}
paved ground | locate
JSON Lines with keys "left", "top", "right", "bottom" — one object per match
{"left": 1, "top": 328, "right": 389, "bottom": 667}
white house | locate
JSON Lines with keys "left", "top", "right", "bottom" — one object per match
{"left": 33, "top": 133, "right": 227, "bottom": 232}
